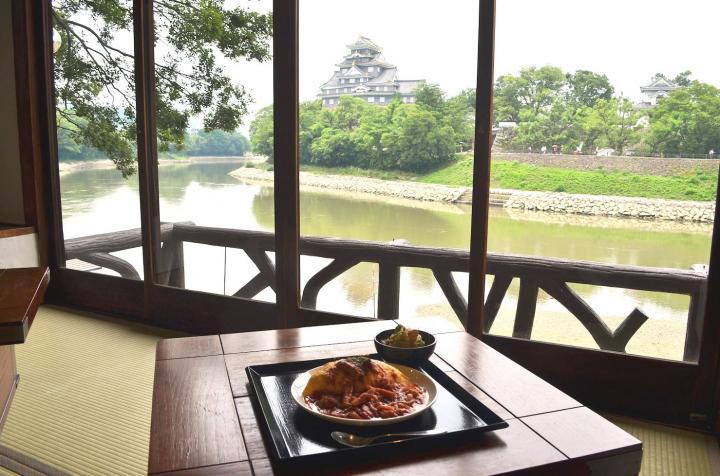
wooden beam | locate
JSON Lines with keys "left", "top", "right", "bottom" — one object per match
{"left": 11, "top": 0, "right": 48, "bottom": 266}
{"left": 33, "top": 0, "right": 66, "bottom": 270}
{"left": 133, "top": 0, "right": 161, "bottom": 302}
{"left": 272, "top": 0, "right": 300, "bottom": 329}
{"left": 466, "top": 0, "right": 497, "bottom": 338}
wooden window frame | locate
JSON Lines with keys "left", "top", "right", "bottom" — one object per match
{"left": 26, "top": 0, "right": 720, "bottom": 430}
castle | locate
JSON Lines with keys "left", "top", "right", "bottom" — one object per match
{"left": 319, "top": 36, "right": 425, "bottom": 107}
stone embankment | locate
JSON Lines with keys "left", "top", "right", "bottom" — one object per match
{"left": 231, "top": 167, "right": 465, "bottom": 202}
{"left": 504, "top": 190, "right": 715, "bottom": 222}
{"left": 229, "top": 167, "right": 715, "bottom": 223}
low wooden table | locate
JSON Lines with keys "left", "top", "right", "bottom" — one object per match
{"left": 148, "top": 320, "right": 642, "bottom": 475}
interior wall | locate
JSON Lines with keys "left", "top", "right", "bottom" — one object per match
{"left": 0, "top": 1, "right": 26, "bottom": 225}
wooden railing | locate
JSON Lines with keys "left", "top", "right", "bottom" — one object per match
{"left": 64, "top": 223, "right": 708, "bottom": 361}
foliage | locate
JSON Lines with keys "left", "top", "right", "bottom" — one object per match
{"left": 645, "top": 82, "right": 720, "bottom": 156}
{"left": 493, "top": 66, "right": 566, "bottom": 123}
{"left": 182, "top": 130, "right": 250, "bottom": 156}
{"left": 250, "top": 89, "right": 473, "bottom": 172}
{"left": 495, "top": 66, "right": 647, "bottom": 154}
{"left": 59, "top": 123, "right": 250, "bottom": 160}
{"left": 249, "top": 105, "right": 274, "bottom": 161}
{"left": 419, "top": 156, "right": 717, "bottom": 201}
{"left": 53, "top": 0, "right": 272, "bottom": 176}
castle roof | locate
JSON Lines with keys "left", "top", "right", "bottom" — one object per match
{"left": 366, "top": 68, "right": 398, "bottom": 85}
{"left": 641, "top": 78, "right": 678, "bottom": 92}
{"left": 346, "top": 36, "right": 381, "bottom": 53}
{"left": 396, "top": 79, "right": 426, "bottom": 93}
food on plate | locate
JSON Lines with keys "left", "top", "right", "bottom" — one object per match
{"left": 383, "top": 325, "right": 426, "bottom": 348}
{"left": 302, "top": 356, "right": 426, "bottom": 419}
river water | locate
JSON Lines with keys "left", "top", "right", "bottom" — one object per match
{"left": 60, "top": 161, "right": 713, "bottom": 360}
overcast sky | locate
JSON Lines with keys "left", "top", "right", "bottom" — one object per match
{"left": 222, "top": 0, "right": 720, "bottom": 133}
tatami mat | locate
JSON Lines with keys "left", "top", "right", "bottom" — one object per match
{"left": 0, "top": 306, "right": 180, "bottom": 475}
{"left": 0, "top": 306, "right": 716, "bottom": 475}
{"left": 607, "top": 415, "right": 718, "bottom": 475}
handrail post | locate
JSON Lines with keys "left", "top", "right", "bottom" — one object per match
{"left": 377, "top": 263, "right": 400, "bottom": 319}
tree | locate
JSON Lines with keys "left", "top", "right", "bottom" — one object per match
{"left": 565, "top": 70, "right": 614, "bottom": 108}
{"left": 444, "top": 90, "right": 476, "bottom": 151}
{"left": 493, "top": 66, "right": 565, "bottom": 123}
{"left": 53, "top": 0, "right": 272, "bottom": 176}
{"left": 184, "top": 130, "right": 250, "bottom": 156}
{"left": 382, "top": 106, "right": 455, "bottom": 171}
{"left": 415, "top": 83, "right": 446, "bottom": 112}
{"left": 249, "top": 105, "right": 274, "bottom": 160}
{"left": 646, "top": 82, "right": 720, "bottom": 156}
{"left": 591, "top": 98, "right": 642, "bottom": 155}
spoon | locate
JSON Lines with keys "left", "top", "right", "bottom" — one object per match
{"left": 331, "top": 429, "right": 447, "bottom": 447}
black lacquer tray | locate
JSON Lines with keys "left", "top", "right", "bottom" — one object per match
{"left": 246, "top": 353, "right": 508, "bottom": 474}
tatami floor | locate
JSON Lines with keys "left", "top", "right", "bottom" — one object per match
{"left": 0, "top": 306, "right": 716, "bottom": 475}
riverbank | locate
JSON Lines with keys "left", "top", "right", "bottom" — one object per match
{"left": 422, "top": 155, "right": 718, "bottom": 202}
{"left": 58, "top": 155, "right": 262, "bottom": 176}
{"left": 230, "top": 166, "right": 716, "bottom": 223}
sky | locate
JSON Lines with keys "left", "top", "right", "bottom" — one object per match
{"left": 212, "top": 0, "right": 720, "bottom": 133}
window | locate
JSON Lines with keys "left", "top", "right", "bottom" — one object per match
{"left": 298, "top": 0, "right": 478, "bottom": 322}
{"left": 36, "top": 0, "right": 720, "bottom": 429}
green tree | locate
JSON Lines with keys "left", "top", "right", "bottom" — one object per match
{"left": 414, "top": 83, "right": 446, "bottom": 112}
{"left": 565, "top": 70, "right": 614, "bottom": 108}
{"left": 383, "top": 106, "right": 455, "bottom": 171}
{"left": 249, "top": 105, "right": 274, "bottom": 160}
{"left": 444, "top": 89, "right": 476, "bottom": 151}
{"left": 299, "top": 100, "right": 323, "bottom": 164}
{"left": 53, "top": 0, "right": 272, "bottom": 176}
{"left": 646, "top": 82, "right": 720, "bottom": 156}
{"left": 184, "top": 130, "right": 250, "bottom": 156}
{"left": 493, "top": 66, "right": 565, "bottom": 123}
{"left": 590, "top": 98, "right": 642, "bottom": 155}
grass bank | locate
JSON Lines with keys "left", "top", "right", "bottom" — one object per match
{"left": 420, "top": 156, "right": 718, "bottom": 201}
{"left": 257, "top": 155, "right": 718, "bottom": 201}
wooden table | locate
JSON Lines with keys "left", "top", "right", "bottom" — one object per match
{"left": 148, "top": 320, "right": 642, "bottom": 475}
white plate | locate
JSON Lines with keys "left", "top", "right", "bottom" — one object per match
{"left": 291, "top": 361, "right": 437, "bottom": 427}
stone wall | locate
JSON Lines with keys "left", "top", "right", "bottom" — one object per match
{"left": 230, "top": 167, "right": 465, "bottom": 202}
{"left": 494, "top": 152, "right": 720, "bottom": 177}
{"left": 505, "top": 190, "right": 715, "bottom": 222}
{"left": 230, "top": 167, "right": 716, "bottom": 223}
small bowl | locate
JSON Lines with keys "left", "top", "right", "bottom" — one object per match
{"left": 374, "top": 329, "right": 436, "bottom": 366}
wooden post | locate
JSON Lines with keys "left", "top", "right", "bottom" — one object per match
{"left": 466, "top": 0, "right": 497, "bottom": 339}
{"left": 377, "top": 263, "right": 400, "bottom": 320}
{"left": 167, "top": 240, "right": 184, "bottom": 288}
{"left": 513, "top": 279, "right": 538, "bottom": 340}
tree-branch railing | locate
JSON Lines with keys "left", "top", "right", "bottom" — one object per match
{"left": 64, "top": 223, "right": 707, "bottom": 362}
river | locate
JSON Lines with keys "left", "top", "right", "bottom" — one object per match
{"left": 59, "top": 161, "right": 714, "bottom": 361}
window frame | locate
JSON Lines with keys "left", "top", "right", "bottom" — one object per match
{"left": 30, "top": 0, "right": 720, "bottom": 430}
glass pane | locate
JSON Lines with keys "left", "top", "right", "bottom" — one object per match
{"left": 53, "top": 0, "right": 144, "bottom": 278}
{"left": 487, "top": 0, "right": 719, "bottom": 362}
{"left": 152, "top": 0, "right": 275, "bottom": 301}
{"left": 295, "top": 1, "right": 478, "bottom": 327}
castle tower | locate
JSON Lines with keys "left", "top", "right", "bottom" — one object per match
{"left": 319, "top": 36, "right": 425, "bottom": 107}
